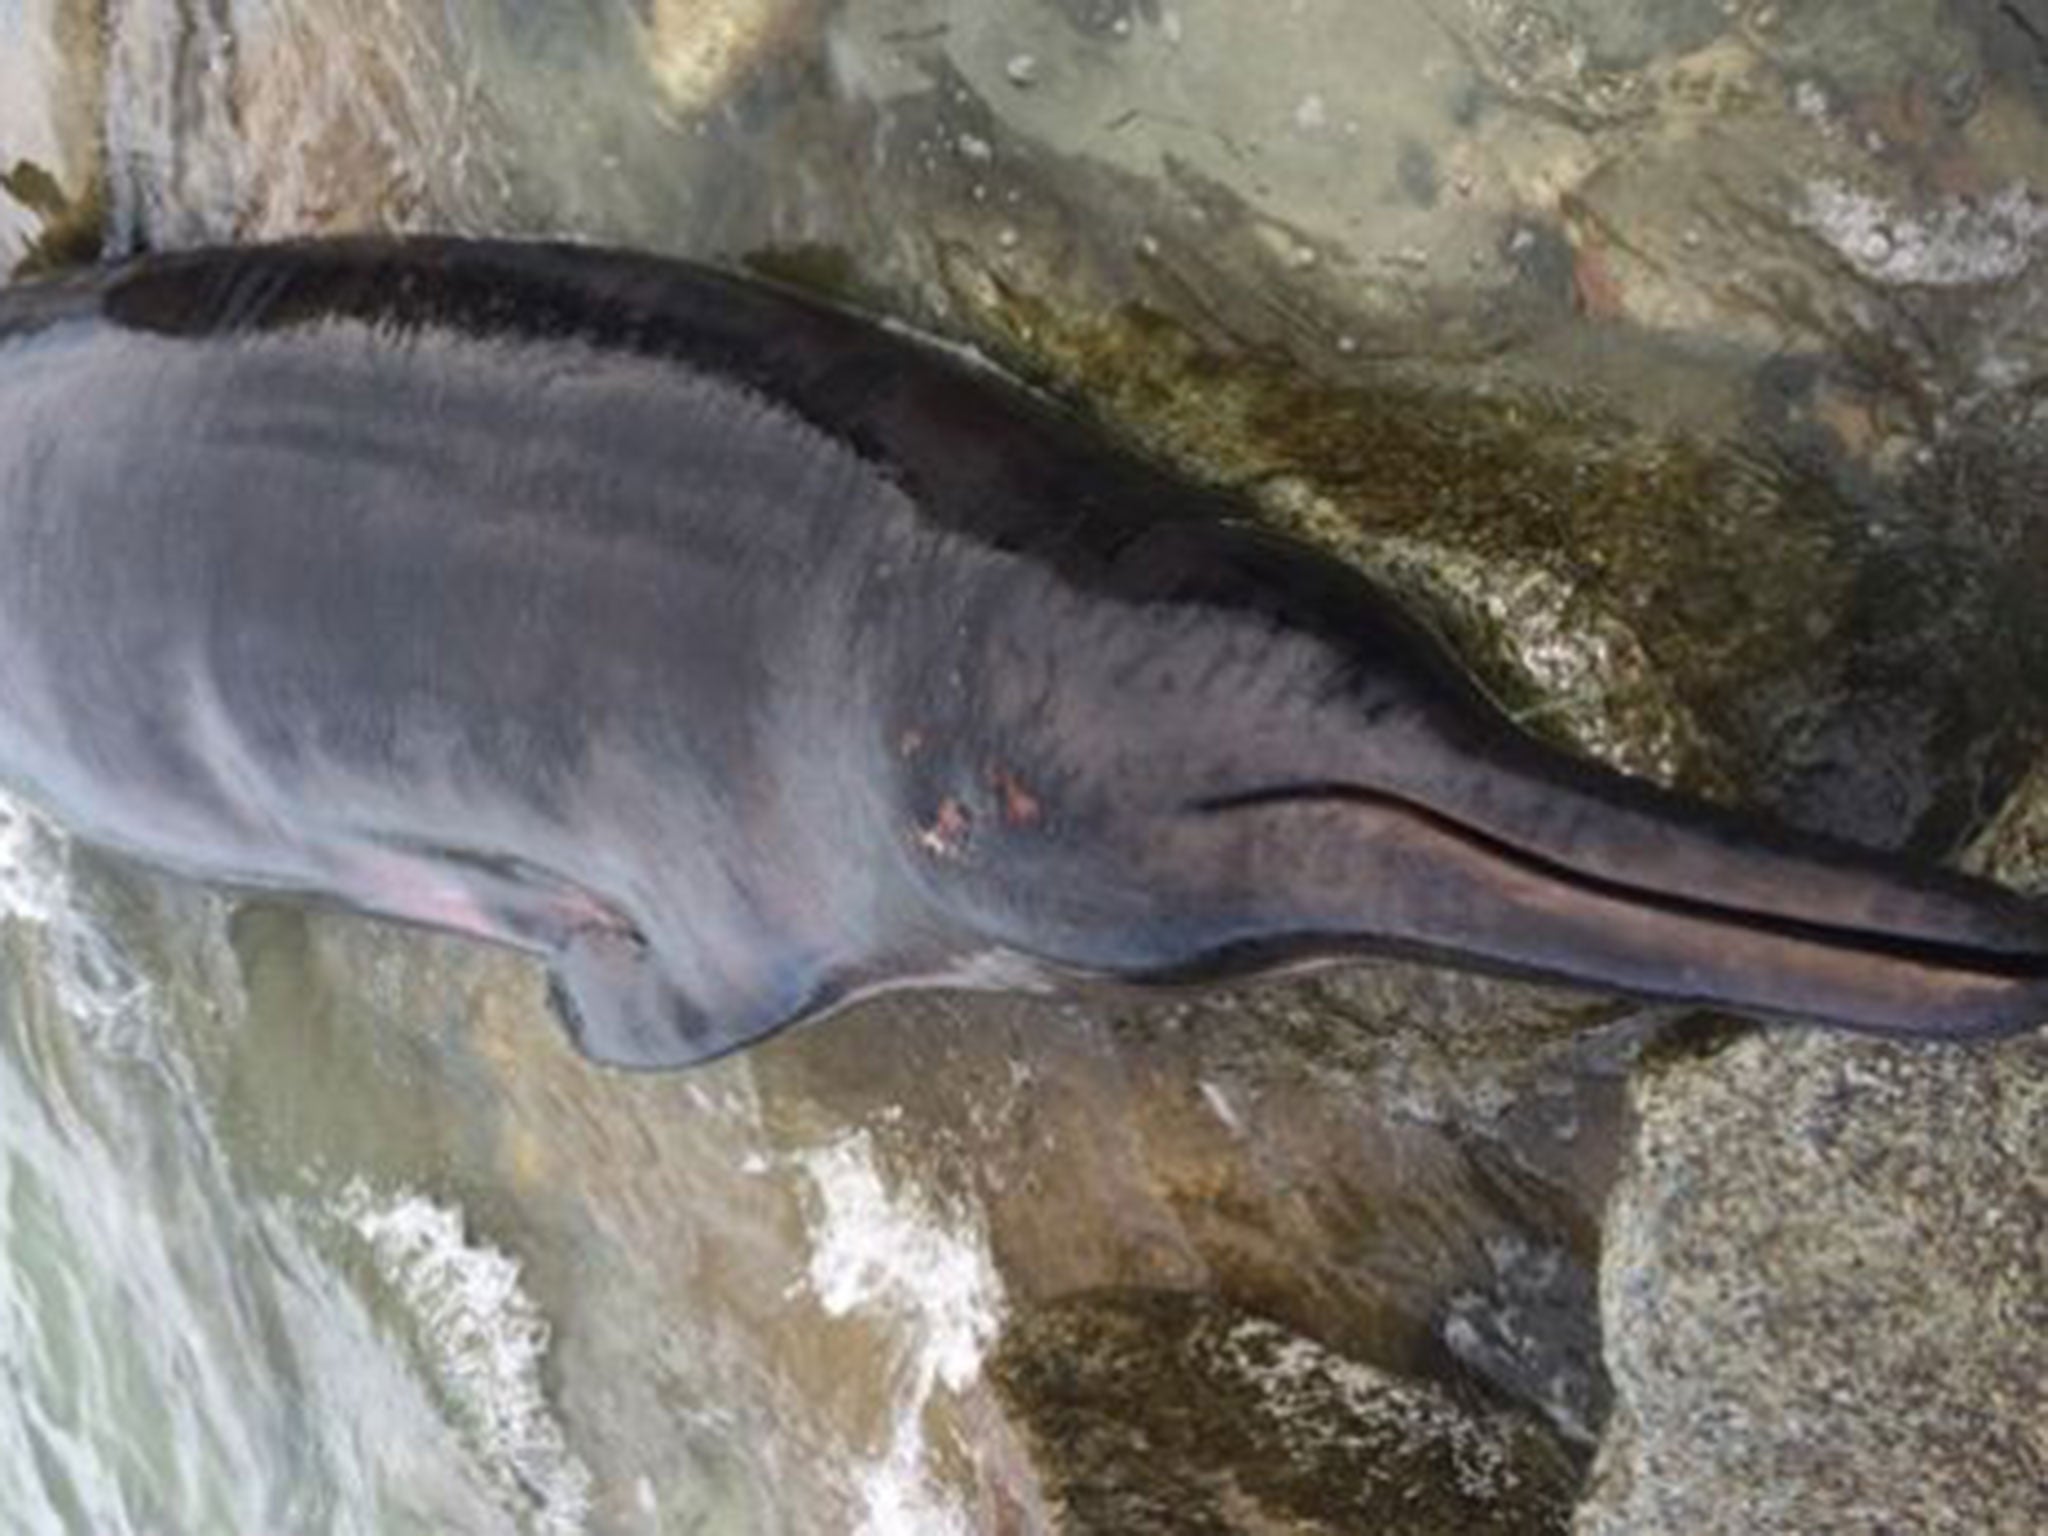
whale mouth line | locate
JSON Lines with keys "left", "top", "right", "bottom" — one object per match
{"left": 1188, "top": 782, "right": 2048, "bottom": 984}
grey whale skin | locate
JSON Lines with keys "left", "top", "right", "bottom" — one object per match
{"left": 0, "top": 239, "right": 2042, "bottom": 1067}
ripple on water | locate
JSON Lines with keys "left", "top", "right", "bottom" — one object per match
{"left": 800, "top": 1129, "right": 1006, "bottom": 1536}
{"left": 0, "top": 791, "right": 590, "bottom": 1534}
{"left": 333, "top": 1181, "right": 594, "bottom": 1536}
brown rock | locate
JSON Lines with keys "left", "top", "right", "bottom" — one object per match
{"left": 993, "top": 1288, "right": 1578, "bottom": 1535}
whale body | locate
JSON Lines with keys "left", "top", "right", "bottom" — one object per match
{"left": 0, "top": 238, "right": 2041, "bottom": 1066}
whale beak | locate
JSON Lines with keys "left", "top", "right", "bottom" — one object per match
{"left": 1180, "top": 741, "right": 2048, "bottom": 1040}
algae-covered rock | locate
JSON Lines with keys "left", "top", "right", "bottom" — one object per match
{"left": 993, "top": 1289, "right": 1579, "bottom": 1535}
{"left": 0, "top": 0, "right": 104, "bottom": 274}
{"left": 1579, "top": 1027, "right": 2048, "bottom": 1535}
{"left": 2, "top": 159, "right": 104, "bottom": 277}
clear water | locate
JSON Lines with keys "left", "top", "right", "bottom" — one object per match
{"left": 2, "top": 1, "right": 2044, "bottom": 1531}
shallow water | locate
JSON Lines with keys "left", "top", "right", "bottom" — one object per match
{"left": 2, "top": 1, "right": 2046, "bottom": 1531}
{"left": 0, "top": 799, "right": 575, "bottom": 1534}
{"left": 0, "top": 788, "right": 1034, "bottom": 1533}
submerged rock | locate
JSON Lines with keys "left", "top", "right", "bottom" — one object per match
{"left": 0, "top": 0, "right": 103, "bottom": 274}
{"left": 992, "top": 1289, "right": 1579, "bottom": 1535}
{"left": 642, "top": 0, "right": 816, "bottom": 110}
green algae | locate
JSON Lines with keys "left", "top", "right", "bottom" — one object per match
{"left": 3, "top": 158, "right": 105, "bottom": 278}
{"left": 932, "top": 274, "right": 1864, "bottom": 804}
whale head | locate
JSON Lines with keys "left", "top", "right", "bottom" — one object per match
{"left": 888, "top": 518, "right": 2048, "bottom": 1041}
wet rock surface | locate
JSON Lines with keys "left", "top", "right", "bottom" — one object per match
{"left": 751, "top": 971, "right": 1627, "bottom": 1427}
{"left": 992, "top": 1289, "right": 1579, "bottom": 1534}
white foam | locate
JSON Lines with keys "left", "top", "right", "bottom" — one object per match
{"left": 334, "top": 1180, "right": 593, "bottom": 1536}
{"left": 0, "top": 792, "right": 154, "bottom": 1050}
{"left": 1799, "top": 180, "right": 2048, "bottom": 288}
{"left": 800, "top": 1131, "right": 1004, "bottom": 1536}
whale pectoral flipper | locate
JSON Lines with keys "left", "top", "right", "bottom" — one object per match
{"left": 335, "top": 843, "right": 637, "bottom": 953}
{"left": 544, "top": 926, "right": 810, "bottom": 1070}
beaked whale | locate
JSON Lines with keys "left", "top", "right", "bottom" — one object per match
{"left": 0, "top": 237, "right": 2041, "bottom": 1067}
